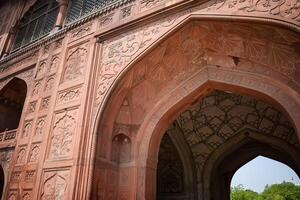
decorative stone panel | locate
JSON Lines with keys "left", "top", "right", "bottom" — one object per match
{"left": 62, "top": 44, "right": 88, "bottom": 83}
{"left": 41, "top": 169, "right": 70, "bottom": 200}
{"left": 48, "top": 109, "right": 78, "bottom": 159}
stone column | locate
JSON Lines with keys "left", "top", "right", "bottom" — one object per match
{"left": 54, "top": 0, "right": 69, "bottom": 30}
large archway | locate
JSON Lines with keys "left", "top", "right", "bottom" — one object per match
{"left": 156, "top": 90, "right": 300, "bottom": 200}
{"left": 0, "top": 77, "right": 27, "bottom": 132}
{"left": 91, "top": 19, "right": 300, "bottom": 199}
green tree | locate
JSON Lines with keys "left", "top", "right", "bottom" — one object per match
{"left": 231, "top": 182, "right": 300, "bottom": 200}
{"left": 231, "top": 185, "right": 261, "bottom": 200}
{"left": 261, "top": 182, "right": 300, "bottom": 200}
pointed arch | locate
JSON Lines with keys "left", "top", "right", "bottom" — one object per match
{"left": 0, "top": 77, "right": 27, "bottom": 133}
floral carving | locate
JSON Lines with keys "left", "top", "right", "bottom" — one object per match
{"left": 208, "top": 0, "right": 300, "bottom": 21}
{"left": 95, "top": 12, "right": 185, "bottom": 107}
{"left": 62, "top": 46, "right": 88, "bottom": 83}
{"left": 57, "top": 87, "right": 82, "bottom": 104}
{"left": 49, "top": 111, "right": 77, "bottom": 158}
{"left": 70, "top": 23, "right": 92, "bottom": 40}
{"left": 41, "top": 170, "right": 69, "bottom": 200}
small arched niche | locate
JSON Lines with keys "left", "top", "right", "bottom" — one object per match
{"left": 111, "top": 134, "right": 131, "bottom": 163}
{"left": 0, "top": 78, "right": 27, "bottom": 132}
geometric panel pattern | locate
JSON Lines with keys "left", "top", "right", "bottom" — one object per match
{"left": 166, "top": 90, "right": 297, "bottom": 179}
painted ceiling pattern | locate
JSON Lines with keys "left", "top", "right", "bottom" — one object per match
{"left": 166, "top": 90, "right": 298, "bottom": 180}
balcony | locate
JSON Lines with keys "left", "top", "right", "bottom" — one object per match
{"left": 0, "top": 129, "right": 17, "bottom": 149}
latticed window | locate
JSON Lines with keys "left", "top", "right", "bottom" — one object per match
{"left": 66, "top": 0, "right": 116, "bottom": 24}
{"left": 13, "top": 0, "right": 59, "bottom": 50}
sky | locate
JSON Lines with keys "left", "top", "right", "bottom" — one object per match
{"left": 231, "top": 156, "right": 300, "bottom": 193}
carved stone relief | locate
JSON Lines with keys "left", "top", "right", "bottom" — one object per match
{"left": 41, "top": 170, "right": 69, "bottom": 200}
{"left": 49, "top": 56, "right": 60, "bottom": 72}
{"left": 22, "top": 192, "right": 32, "bottom": 200}
{"left": 35, "top": 117, "right": 46, "bottom": 136}
{"left": 62, "top": 45, "right": 88, "bottom": 83}
{"left": 25, "top": 170, "right": 36, "bottom": 182}
{"left": 95, "top": 11, "right": 188, "bottom": 107}
{"left": 207, "top": 0, "right": 300, "bottom": 22}
{"left": 40, "top": 97, "right": 51, "bottom": 110}
{"left": 32, "top": 80, "right": 42, "bottom": 97}
{"left": 17, "top": 146, "right": 27, "bottom": 164}
{"left": 23, "top": 120, "right": 33, "bottom": 138}
{"left": 7, "top": 191, "right": 17, "bottom": 200}
{"left": 57, "top": 86, "right": 82, "bottom": 105}
{"left": 36, "top": 60, "right": 47, "bottom": 78}
{"left": 28, "top": 101, "right": 37, "bottom": 114}
{"left": 45, "top": 75, "right": 56, "bottom": 92}
{"left": 98, "top": 13, "right": 114, "bottom": 28}
{"left": 29, "top": 143, "right": 40, "bottom": 162}
{"left": 70, "top": 23, "right": 92, "bottom": 41}
{"left": 11, "top": 171, "right": 21, "bottom": 182}
{"left": 49, "top": 109, "right": 78, "bottom": 159}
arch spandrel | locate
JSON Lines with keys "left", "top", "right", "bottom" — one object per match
{"left": 93, "top": 1, "right": 300, "bottom": 123}
{"left": 91, "top": 5, "right": 300, "bottom": 199}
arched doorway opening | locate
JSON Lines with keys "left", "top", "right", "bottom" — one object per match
{"left": 230, "top": 156, "right": 300, "bottom": 196}
{"left": 0, "top": 77, "right": 27, "bottom": 132}
{"left": 156, "top": 90, "right": 300, "bottom": 199}
{"left": 91, "top": 19, "right": 300, "bottom": 199}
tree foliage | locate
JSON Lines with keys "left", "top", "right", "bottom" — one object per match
{"left": 231, "top": 182, "right": 300, "bottom": 200}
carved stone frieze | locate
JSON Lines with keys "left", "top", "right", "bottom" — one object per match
{"left": 49, "top": 109, "right": 78, "bottom": 159}
{"left": 207, "top": 0, "right": 300, "bottom": 22}
{"left": 99, "top": 13, "right": 114, "bottom": 28}
{"left": 57, "top": 86, "right": 82, "bottom": 105}
{"left": 140, "top": 0, "right": 165, "bottom": 10}
{"left": 41, "top": 170, "right": 70, "bottom": 200}
{"left": 62, "top": 45, "right": 88, "bottom": 83}
{"left": 70, "top": 22, "right": 93, "bottom": 41}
